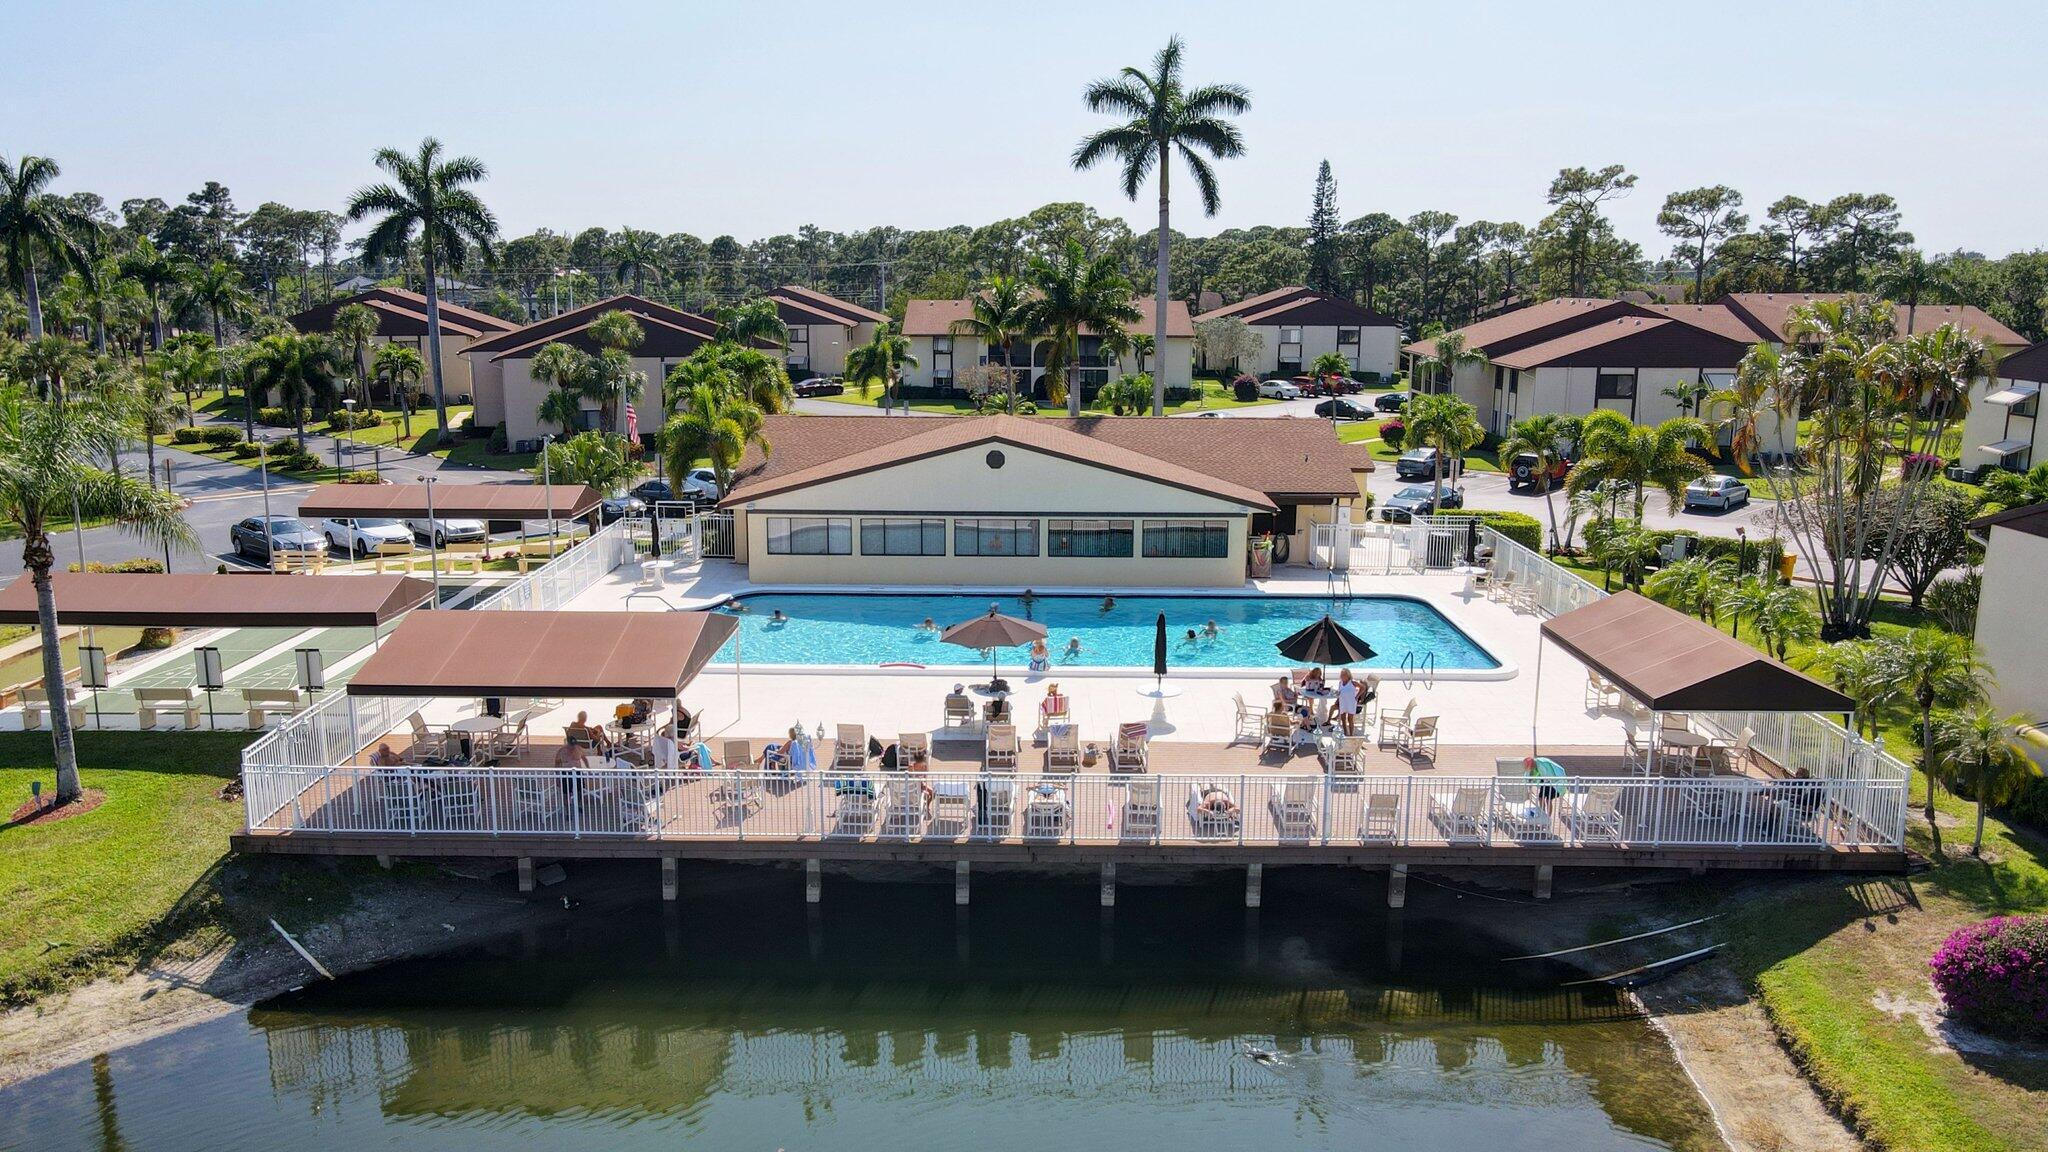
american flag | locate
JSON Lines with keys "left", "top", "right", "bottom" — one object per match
{"left": 625, "top": 400, "right": 638, "bottom": 441}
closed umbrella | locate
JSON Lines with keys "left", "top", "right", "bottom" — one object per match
{"left": 1276, "top": 615, "right": 1377, "bottom": 667}
{"left": 941, "top": 605, "right": 1048, "bottom": 691}
{"left": 1153, "top": 612, "right": 1168, "bottom": 690}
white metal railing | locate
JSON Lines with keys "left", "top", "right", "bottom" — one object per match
{"left": 242, "top": 693, "right": 431, "bottom": 826}
{"left": 1483, "top": 528, "right": 1603, "bottom": 617}
{"left": 238, "top": 766, "right": 1901, "bottom": 853}
{"left": 474, "top": 517, "right": 636, "bottom": 612}
{"left": 1309, "top": 521, "right": 1426, "bottom": 572}
{"left": 1690, "top": 710, "right": 1911, "bottom": 847}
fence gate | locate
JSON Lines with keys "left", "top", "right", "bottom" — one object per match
{"left": 697, "top": 511, "right": 736, "bottom": 559}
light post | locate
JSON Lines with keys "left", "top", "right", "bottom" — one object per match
{"left": 337, "top": 398, "right": 356, "bottom": 473}
{"left": 257, "top": 439, "right": 275, "bottom": 565}
{"left": 423, "top": 476, "right": 443, "bottom": 608}
{"left": 540, "top": 433, "right": 556, "bottom": 555}
{"left": 1736, "top": 525, "right": 1749, "bottom": 579}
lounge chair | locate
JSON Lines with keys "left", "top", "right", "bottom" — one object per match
{"left": 943, "top": 692, "right": 975, "bottom": 728}
{"left": 1187, "top": 782, "right": 1240, "bottom": 839}
{"left": 834, "top": 724, "right": 867, "bottom": 770}
{"left": 1111, "top": 722, "right": 1149, "bottom": 773}
{"left": 881, "top": 780, "right": 926, "bottom": 838}
{"left": 722, "top": 740, "right": 753, "bottom": 776}
{"left": 1360, "top": 791, "right": 1400, "bottom": 842}
{"left": 1327, "top": 735, "right": 1365, "bottom": 773}
{"left": 1023, "top": 790, "right": 1068, "bottom": 839}
{"left": 1040, "top": 689, "right": 1070, "bottom": 725}
{"left": 1493, "top": 779, "right": 1553, "bottom": 841}
{"left": 975, "top": 780, "right": 1014, "bottom": 838}
{"left": 1569, "top": 785, "right": 1625, "bottom": 843}
{"left": 1269, "top": 780, "right": 1318, "bottom": 839}
{"left": 1046, "top": 724, "right": 1081, "bottom": 769}
{"left": 1120, "top": 777, "right": 1162, "bottom": 841}
{"left": 1232, "top": 692, "right": 1265, "bottom": 743}
{"left": 1262, "top": 710, "right": 1296, "bottom": 754}
{"left": 1400, "top": 716, "right": 1439, "bottom": 763}
{"left": 1377, "top": 699, "right": 1416, "bottom": 749}
{"left": 898, "top": 731, "right": 929, "bottom": 768}
{"left": 1428, "top": 785, "right": 1490, "bottom": 843}
{"left": 831, "top": 787, "right": 876, "bottom": 835}
{"left": 985, "top": 723, "right": 1019, "bottom": 770}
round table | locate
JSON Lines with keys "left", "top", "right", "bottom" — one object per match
{"left": 1452, "top": 564, "right": 1488, "bottom": 597}
{"left": 641, "top": 559, "right": 671, "bottom": 587}
{"left": 1299, "top": 687, "right": 1338, "bottom": 731}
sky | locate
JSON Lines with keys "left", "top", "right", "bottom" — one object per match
{"left": 7, "top": 0, "right": 2046, "bottom": 258}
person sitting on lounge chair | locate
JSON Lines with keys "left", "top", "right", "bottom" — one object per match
{"left": 758, "top": 733, "right": 794, "bottom": 773}
{"left": 1273, "top": 676, "right": 1307, "bottom": 720}
{"left": 1195, "top": 786, "right": 1240, "bottom": 820}
{"left": 566, "top": 711, "right": 611, "bottom": 752}
{"left": 370, "top": 742, "right": 403, "bottom": 768}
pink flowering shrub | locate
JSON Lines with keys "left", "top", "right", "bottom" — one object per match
{"left": 1929, "top": 915, "right": 2048, "bottom": 1039}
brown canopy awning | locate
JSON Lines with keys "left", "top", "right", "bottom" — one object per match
{"left": 347, "top": 610, "right": 736, "bottom": 698}
{"left": 1540, "top": 591, "right": 1853, "bottom": 714}
{"left": 295, "top": 483, "right": 601, "bottom": 521}
{"left": 0, "top": 573, "right": 435, "bottom": 628}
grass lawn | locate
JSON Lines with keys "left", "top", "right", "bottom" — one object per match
{"left": 158, "top": 395, "right": 484, "bottom": 482}
{"left": 0, "top": 731, "right": 368, "bottom": 1005}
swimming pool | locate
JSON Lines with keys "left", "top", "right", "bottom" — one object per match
{"left": 712, "top": 593, "right": 1500, "bottom": 672}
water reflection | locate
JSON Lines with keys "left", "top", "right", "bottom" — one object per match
{"left": 2, "top": 870, "right": 1721, "bottom": 1151}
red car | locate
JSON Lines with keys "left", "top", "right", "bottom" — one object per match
{"left": 1291, "top": 373, "right": 1355, "bottom": 396}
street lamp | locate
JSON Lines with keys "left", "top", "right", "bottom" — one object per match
{"left": 423, "top": 476, "right": 442, "bottom": 608}
{"left": 540, "top": 433, "right": 556, "bottom": 555}
{"left": 337, "top": 398, "right": 357, "bottom": 473}
{"left": 257, "top": 438, "right": 275, "bottom": 564}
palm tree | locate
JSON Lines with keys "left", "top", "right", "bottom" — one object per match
{"left": 0, "top": 387, "right": 192, "bottom": 803}
{"left": 536, "top": 430, "right": 639, "bottom": 494}
{"left": 661, "top": 382, "right": 766, "bottom": 497}
{"left": 1882, "top": 628, "right": 1989, "bottom": 850}
{"left": 1931, "top": 706, "right": 2033, "bottom": 856}
{"left": 1811, "top": 639, "right": 1904, "bottom": 739}
{"left": 586, "top": 310, "right": 646, "bottom": 433}
{"left": 1566, "top": 410, "right": 1713, "bottom": 520}
{"left": 250, "top": 332, "right": 343, "bottom": 452}
{"left": 118, "top": 239, "right": 190, "bottom": 354}
{"left": 611, "top": 228, "right": 665, "bottom": 295}
{"left": 1498, "top": 413, "right": 1575, "bottom": 550}
{"left": 1587, "top": 518, "right": 1660, "bottom": 591}
{"left": 181, "top": 260, "right": 255, "bottom": 434}
{"left": 1097, "top": 373, "right": 1153, "bottom": 415}
{"left": 531, "top": 342, "right": 595, "bottom": 433}
{"left": 949, "top": 274, "right": 1032, "bottom": 409}
{"left": 1876, "top": 250, "right": 1941, "bottom": 334}
{"left": 331, "top": 303, "right": 380, "bottom": 410}
{"left": 1072, "top": 37, "right": 1249, "bottom": 416}
{"left": 133, "top": 360, "right": 184, "bottom": 489}
{"left": 714, "top": 299, "right": 789, "bottom": 349}
{"left": 1645, "top": 554, "right": 1735, "bottom": 624}
{"left": 0, "top": 155, "right": 90, "bottom": 342}
{"left": 346, "top": 138, "right": 499, "bottom": 440}
{"left": 1401, "top": 391, "right": 1485, "bottom": 515}
{"left": 1022, "top": 240, "right": 1140, "bottom": 416}
{"left": 845, "top": 321, "right": 918, "bottom": 409}
{"left": 1413, "top": 331, "right": 1486, "bottom": 397}
{"left": 159, "top": 335, "right": 221, "bottom": 427}
{"left": 1726, "top": 577, "right": 1816, "bottom": 659}
{"left": 373, "top": 342, "right": 425, "bottom": 438}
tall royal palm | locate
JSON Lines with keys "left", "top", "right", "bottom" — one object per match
{"left": 118, "top": 239, "right": 191, "bottom": 354}
{"left": 181, "top": 260, "right": 256, "bottom": 434}
{"left": 1023, "top": 240, "right": 1141, "bottom": 416}
{"left": 346, "top": 138, "right": 499, "bottom": 440}
{"left": 0, "top": 155, "right": 91, "bottom": 343}
{"left": 1073, "top": 37, "right": 1249, "bottom": 416}
{"left": 331, "top": 303, "right": 380, "bottom": 410}
{"left": 949, "top": 274, "right": 1033, "bottom": 409}
{"left": 1566, "top": 410, "right": 1714, "bottom": 520}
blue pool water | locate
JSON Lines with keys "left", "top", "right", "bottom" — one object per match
{"left": 712, "top": 593, "right": 1499, "bottom": 671}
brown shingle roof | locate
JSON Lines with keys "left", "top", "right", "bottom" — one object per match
{"left": 348, "top": 610, "right": 736, "bottom": 698}
{"left": 1401, "top": 298, "right": 1650, "bottom": 358}
{"left": 1199, "top": 287, "right": 1400, "bottom": 330}
{"left": 1969, "top": 501, "right": 2048, "bottom": 539}
{"left": 295, "top": 482, "right": 601, "bottom": 521}
{"left": 1645, "top": 303, "right": 1768, "bottom": 344}
{"left": 722, "top": 414, "right": 1367, "bottom": 507}
{"left": 1541, "top": 591, "right": 1853, "bottom": 713}
{"left": 1994, "top": 341, "right": 2048, "bottom": 384}
{"left": 1490, "top": 316, "right": 1752, "bottom": 371}
{"left": 1716, "top": 293, "right": 2028, "bottom": 347}
{"left": 288, "top": 287, "right": 517, "bottom": 339}
{"left": 900, "top": 296, "right": 1194, "bottom": 339}
{"left": 0, "top": 573, "right": 434, "bottom": 628}
{"left": 1197, "top": 285, "right": 1319, "bottom": 320}
{"left": 767, "top": 284, "right": 888, "bottom": 326}
{"left": 460, "top": 295, "right": 720, "bottom": 358}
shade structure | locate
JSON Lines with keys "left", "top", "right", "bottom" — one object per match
{"left": 1275, "top": 615, "right": 1377, "bottom": 666}
{"left": 940, "top": 606, "right": 1047, "bottom": 687}
{"left": 348, "top": 610, "right": 736, "bottom": 698}
{"left": 0, "top": 572, "right": 434, "bottom": 628}
{"left": 295, "top": 482, "right": 601, "bottom": 522}
{"left": 1540, "top": 591, "right": 1853, "bottom": 713}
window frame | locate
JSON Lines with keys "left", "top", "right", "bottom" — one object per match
{"left": 1047, "top": 518, "right": 1135, "bottom": 558}
{"left": 953, "top": 517, "right": 1040, "bottom": 558}
{"left": 1595, "top": 371, "right": 1637, "bottom": 400}
{"left": 1140, "top": 519, "right": 1232, "bottom": 559}
{"left": 764, "top": 516, "right": 852, "bottom": 556}
{"left": 859, "top": 517, "right": 947, "bottom": 557}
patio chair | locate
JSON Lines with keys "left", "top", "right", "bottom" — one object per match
{"left": 1187, "top": 782, "right": 1240, "bottom": 839}
{"left": 384, "top": 771, "right": 424, "bottom": 830}
{"left": 723, "top": 740, "right": 753, "bottom": 775}
{"left": 1047, "top": 724, "right": 1081, "bottom": 769}
{"left": 1623, "top": 727, "right": 1649, "bottom": 775}
{"left": 898, "top": 731, "right": 929, "bottom": 768}
{"left": 404, "top": 712, "right": 448, "bottom": 763}
{"left": 1111, "top": 722, "right": 1149, "bottom": 773}
{"left": 1232, "top": 692, "right": 1265, "bottom": 743}
{"left": 1120, "top": 777, "right": 1162, "bottom": 841}
{"left": 1569, "top": 785, "right": 1625, "bottom": 843}
{"left": 1585, "top": 672, "right": 1622, "bottom": 710}
{"left": 486, "top": 711, "right": 532, "bottom": 758}
{"left": 616, "top": 775, "right": 660, "bottom": 834}
{"left": 1377, "top": 699, "right": 1416, "bottom": 749}
{"left": 881, "top": 780, "right": 926, "bottom": 838}
{"left": 512, "top": 776, "right": 558, "bottom": 828}
{"left": 1269, "top": 780, "right": 1318, "bottom": 839}
{"left": 1360, "top": 674, "right": 1382, "bottom": 722}
{"left": 1328, "top": 735, "right": 1365, "bottom": 774}
{"left": 437, "top": 774, "right": 483, "bottom": 828}
{"left": 1262, "top": 710, "right": 1296, "bottom": 755}
{"left": 1400, "top": 716, "right": 1440, "bottom": 763}
{"left": 711, "top": 769, "right": 762, "bottom": 817}
{"left": 976, "top": 780, "right": 1014, "bottom": 838}
{"left": 1716, "top": 727, "right": 1755, "bottom": 774}
{"left": 943, "top": 692, "right": 975, "bottom": 728}
{"left": 1023, "top": 792, "right": 1068, "bottom": 840}
{"left": 985, "top": 723, "right": 1020, "bottom": 770}
{"left": 832, "top": 786, "right": 877, "bottom": 835}
{"left": 1360, "top": 791, "right": 1400, "bottom": 842}
{"left": 1428, "top": 785, "right": 1490, "bottom": 843}
{"left": 1040, "top": 688, "right": 1070, "bottom": 725}
{"left": 1492, "top": 780, "right": 1552, "bottom": 841}
{"left": 834, "top": 724, "right": 868, "bottom": 770}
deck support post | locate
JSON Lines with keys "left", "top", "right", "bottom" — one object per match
{"left": 1244, "top": 863, "right": 1263, "bottom": 908}
{"left": 1099, "top": 863, "right": 1116, "bottom": 907}
{"left": 375, "top": 854, "right": 393, "bottom": 870}
{"left": 1533, "top": 864, "right": 1553, "bottom": 900}
{"left": 661, "top": 855, "right": 679, "bottom": 902}
{"left": 1387, "top": 864, "right": 1408, "bottom": 909}
{"left": 517, "top": 857, "right": 534, "bottom": 893}
{"left": 955, "top": 860, "right": 970, "bottom": 906}
{"left": 805, "top": 858, "right": 822, "bottom": 904}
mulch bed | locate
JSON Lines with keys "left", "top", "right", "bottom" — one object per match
{"left": 7, "top": 788, "right": 106, "bottom": 828}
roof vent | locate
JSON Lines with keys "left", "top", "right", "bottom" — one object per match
{"left": 986, "top": 450, "right": 1006, "bottom": 470}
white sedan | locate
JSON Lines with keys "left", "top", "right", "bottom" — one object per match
{"left": 1684, "top": 475, "right": 1752, "bottom": 511}
{"left": 1257, "top": 379, "right": 1302, "bottom": 400}
{"left": 405, "top": 517, "right": 489, "bottom": 546}
{"left": 321, "top": 517, "right": 415, "bottom": 557}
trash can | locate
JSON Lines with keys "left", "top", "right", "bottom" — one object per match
{"left": 1778, "top": 552, "right": 1796, "bottom": 582}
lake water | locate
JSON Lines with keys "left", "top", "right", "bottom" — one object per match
{"left": 716, "top": 592, "right": 1501, "bottom": 671}
{"left": 0, "top": 868, "right": 1718, "bottom": 1151}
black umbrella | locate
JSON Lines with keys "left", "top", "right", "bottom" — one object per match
{"left": 1465, "top": 517, "right": 1481, "bottom": 566}
{"left": 1152, "top": 613, "right": 1168, "bottom": 688}
{"left": 1276, "top": 615, "right": 1377, "bottom": 666}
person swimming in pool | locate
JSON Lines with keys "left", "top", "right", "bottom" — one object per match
{"left": 1183, "top": 628, "right": 1198, "bottom": 644}
{"left": 917, "top": 617, "right": 938, "bottom": 632}
{"left": 1020, "top": 588, "right": 1037, "bottom": 605}
{"left": 1203, "top": 620, "right": 1220, "bottom": 638}
{"left": 1064, "top": 637, "right": 1083, "bottom": 659}
{"left": 769, "top": 608, "right": 788, "bottom": 625}
{"left": 1100, "top": 595, "right": 1117, "bottom": 613}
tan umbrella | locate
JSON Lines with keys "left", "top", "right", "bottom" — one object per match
{"left": 941, "top": 605, "right": 1048, "bottom": 689}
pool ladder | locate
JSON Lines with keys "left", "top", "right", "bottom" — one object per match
{"left": 1400, "top": 649, "right": 1436, "bottom": 685}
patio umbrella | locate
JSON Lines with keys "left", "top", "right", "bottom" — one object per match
{"left": 1153, "top": 613, "right": 1168, "bottom": 689}
{"left": 941, "top": 605, "right": 1047, "bottom": 690}
{"left": 1465, "top": 517, "right": 1481, "bottom": 565}
{"left": 1275, "top": 615, "right": 1377, "bottom": 667}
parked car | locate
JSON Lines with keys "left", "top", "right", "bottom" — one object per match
{"left": 405, "top": 517, "right": 488, "bottom": 546}
{"left": 1393, "top": 447, "right": 1442, "bottom": 480}
{"left": 1684, "top": 474, "right": 1752, "bottom": 511}
{"left": 676, "top": 469, "right": 720, "bottom": 502}
{"left": 1256, "top": 379, "right": 1302, "bottom": 400}
{"left": 230, "top": 517, "right": 328, "bottom": 562}
{"left": 598, "top": 492, "right": 646, "bottom": 523}
{"left": 1373, "top": 390, "right": 1411, "bottom": 413}
{"left": 1312, "top": 397, "right": 1374, "bottom": 420}
{"left": 1381, "top": 485, "right": 1464, "bottom": 522}
{"left": 1508, "top": 451, "right": 1571, "bottom": 491}
{"left": 321, "top": 517, "right": 414, "bottom": 557}
{"left": 794, "top": 376, "right": 845, "bottom": 397}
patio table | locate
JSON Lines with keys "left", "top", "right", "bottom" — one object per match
{"left": 1658, "top": 729, "right": 1713, "bottom": 773}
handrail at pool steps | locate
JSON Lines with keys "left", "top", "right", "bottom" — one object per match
{"left": 238, "top": 764, "right": 1906, "bottom": 852}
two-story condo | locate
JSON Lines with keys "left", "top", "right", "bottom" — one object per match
{"left": 897, "top": 296, "right": 1195, "bottom": 401}
{"left": 763, "top": 285, "right": 887, "bottom": 378}
{"left": 1193, "top": 286, "right": 1404, "bottom": 380}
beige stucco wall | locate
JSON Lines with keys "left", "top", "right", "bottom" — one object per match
{"left": 901, "top": 335, "right": 1195, "bottom": 394}
{"left": 1959, "top": 375, "right": 2040, "bottom": 472}
{"left": 469, "top": 355, "right": 505, "bottom": 427}
{"left": 1978, "top": 525, "right": 2048, "bottom": 740}
{"left": 787, "top": 322, "right": 858, "bottom": 376}
{"left": 735, "top": 442, "right": 1253, "bottom": 586}
{"left": 496, "top": 354, "right": 688, "bottom": 443}
{"left": 1244, "top": 324, "right": 1401, "bottom": 379}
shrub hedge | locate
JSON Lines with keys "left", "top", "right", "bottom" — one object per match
{"left": 1431, "top": 509, "right": 1543, "bottom": 552}
{"left": 256, "top": 406, "right": 304, "bottom": 428}
{"left": 338, "top": 471, "right": 381, "bottom": 485}
{"left": 199, "top": 426, "right": 244, "bottom": 448}
{"left": 66, "top": 558, "right": 166, "bottom": 574}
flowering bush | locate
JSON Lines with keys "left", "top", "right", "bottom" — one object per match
{"left": 1900, "top": 452, "right": 1945, "bottom": 480}
{"left": 1379, "top": 418, "right": 1406, "bottom": 451}
{"left": 1929, "top": 915, "right": 2048, "bottom": 1039}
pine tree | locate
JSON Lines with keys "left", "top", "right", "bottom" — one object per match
{"left": 1305, "top": 160, "right": 1341, "bottom": 294}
